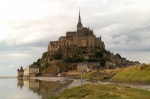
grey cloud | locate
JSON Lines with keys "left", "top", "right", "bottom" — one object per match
{"left": 1, "top": 0, "right": 150, "bottom": 76}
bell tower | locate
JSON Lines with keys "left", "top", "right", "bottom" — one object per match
{"left": 77, "top": 10, "right": 83, "bottom": 29}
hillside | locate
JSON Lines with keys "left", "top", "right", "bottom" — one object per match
{"left": 110, "top": 64, "right": 150, "bottom": 84}
{"left": 50, "top": 84, "right": 150, "bottom": 99}
{"left": 32, "top": 49, "right": 111, "bottom": 76}
{"left": 81, "top": 64, "right": 150, "bottom": 84}
{"left": 27, "top": 12, "right": 139, "bottom": 76}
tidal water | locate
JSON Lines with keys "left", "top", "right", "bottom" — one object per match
{"left": 0, "top": 78, "right": 61, "bottom": 99}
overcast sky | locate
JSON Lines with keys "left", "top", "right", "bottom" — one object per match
{"left": 0, "top": 0, "right": 150, "bottom": 76}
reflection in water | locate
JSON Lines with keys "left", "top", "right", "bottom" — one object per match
{"left": 17, "top": 78, "right": 24, "bottom": 89}
{"left": 17, "top": 78, "right": 73, "bottom": 98}
{"left": 17, "top": 78, "right": 60, "bottom": 98}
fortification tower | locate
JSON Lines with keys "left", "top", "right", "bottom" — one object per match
{"left": 17, "top": 66, "right": 24, "bottom": 77}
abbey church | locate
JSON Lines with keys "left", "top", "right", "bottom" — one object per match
{"left": 17, "top": 10, "right": 140, "bottom": 77}
{"left": 48, "top": 11, "right": 105, "bottom": 59}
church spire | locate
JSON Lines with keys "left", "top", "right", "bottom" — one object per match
{"left": 79, "top": 10, "right": 81, "bottom": 22}
{"left": 77, "top": 9, "right": 83, "bottom": 29}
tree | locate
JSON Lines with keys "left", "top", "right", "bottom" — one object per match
{"left": 73, "top": 57, "right": 83, "bottom": 62}
{"left": 64, "top": 56, "right": 83, "bottom": 63}
{"left": 95, "top": 51, "right": 103, "bottom": 58}
{"left": 33, "top": 62, "right": 40, "bottom": 66}
{"left": 65, "top": 57, "right": 73, "bottom": 62}
{"left": 46, "top": 63, "right": 51, "bottom": 68}
{"left": 100, "top": 58, "right": 105, "bottom": 67}
{"left": 42, "top": 52, "right": 48, "bottom": 58}
{"left": 54, "top": 51, "right": 62, "bottom": 59}
{"left": 37, "top": 58, "right": 41, "bottom": 62}
{"left": 87, "top": 58, "right": 97, "bottom": 62}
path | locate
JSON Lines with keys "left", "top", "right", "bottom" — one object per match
{"left": 30, "top": 77, "right": 150, "bottom": 91}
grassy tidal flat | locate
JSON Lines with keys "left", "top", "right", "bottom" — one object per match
{"left": 50, "top": 84, "right": 150, "bottom": 99}
{"left": 110, "top": 64, "right": 150, "bottom": 84}
{"left": 49, "top": 64, "right": 150, "bottom": 99}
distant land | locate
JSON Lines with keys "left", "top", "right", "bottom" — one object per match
{"left": 0, "top": 76, "right": 16, "bottom": 78}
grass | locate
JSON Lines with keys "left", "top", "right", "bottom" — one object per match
{"left": 82, "top": 69, "right": 119, "bottom": 81}
{"left": 110, "top": 64, "right": 150, "bottom": 84}
{"left": 49, "top": 84, "right": 150, "bottom": 99}
{"left": 82, "top": 72, "right": 95, "bottom": 79}
{"left": 48, "top": 65, "right": 150, "bottom": 99}
{"left": 72, "top": 64, "right": 150, "bottom": 84}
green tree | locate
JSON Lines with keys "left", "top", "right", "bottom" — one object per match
{"left": 100, "top": 58, "right": 105, "bottom": 67}
{"left": 73, "top": 57, "right": 83, "bottom": 62}
{"left": 54, "top": 51, "right": 62, "bottom": 59}
{"left": 45, "top": 63, "right": 51, "bottom": 68}
{"left": 87, "top": 58, "right": 97, "bottom": 62}
{"left": 33, "top": 62, "right": 40, "bottom": 66}
{"left": 95, "top": 51, "right": 103, "bottom": 58}
{"left": 42, "top": 52, "right": 48, "bottom": 58}
{"left": 65, "top": 57, "right": 73, "bottom": 62}
{"left": 64, "top": 56, "right": 83, "bottom": 63}
{"left": 37, "top": 58, "right": 41, "bottom": 62}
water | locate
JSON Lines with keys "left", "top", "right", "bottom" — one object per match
{"left": 0, "top": 78, "right": 61, "bottom": 99}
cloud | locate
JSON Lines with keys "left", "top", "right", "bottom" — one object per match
{"left": 0, "top": 45, "right": 47, "bottom": 76}
{"left": 1, "top": 0, "right": 150, "bottom": 76}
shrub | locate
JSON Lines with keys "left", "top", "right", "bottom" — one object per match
{"left": 42, "top": 52, "right": 48, "bottom": 58}
{"left": 65, "top": 56, "right": 83, "bottom": 62}
{"left": 140, "top": 64, "right": 148, "bottom": 70}
{"left": 87, "top": 58, "right": 98, "bottom": 62}
{"left": 94, "top": 51, "right": 103, "bottom": 58}
{"left": 100, "top": 58, "right": 105, "bottom": 67}
{"left": 54, "top": 51, "right": 62, "bottom": 59}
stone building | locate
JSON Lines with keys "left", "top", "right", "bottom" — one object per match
{"left": 17, "top": 66, "right": 24, "bottom": 77}
{"left": 48, "top": 11, "right": 105, "bottom": 59}
{"left": 121, "top": 58, "right": 127, "bottom": 64}
{"left": 77, "top": 62, "right": 100, "bottom": 72}
{"left": 105, "top": 61, "right": 115, "bottom": 69}
{"left": 109, "top": 52, "right": 115, "bottom": 61}
{"left": 24, "top": 65, "right": 39, "bottom": 77}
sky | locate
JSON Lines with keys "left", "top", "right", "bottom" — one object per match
{"left": 0, "top": 0, "right": 150, "bottom": 76}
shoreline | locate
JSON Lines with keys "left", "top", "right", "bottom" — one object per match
{"left": 10, "top": 76, "right": 150, "bottom": 91}
{"left": 30, "top": 77, "right": 92, "bottom": 88}
{"left": 29, "top": 77, "right": 150, "bottom": 91}
{"left": 29, "top": 77, "right": 67, "bottom": 82}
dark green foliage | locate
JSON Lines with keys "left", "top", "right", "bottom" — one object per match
{"left": 37, "top": 58, "right": 41, "bottom": 62}
{"left": 54, "top": 51, "right": 62, "bottom": 59}
{"left": 100, "top": 58, "right": 105, "bottom": 67}
{"left": 82, "top": 50, "right": 87, "bottom": 54}
{"left": 104, "top": 56, "right": 110, "bottom": 61}
{"left": 99, "top": 49, "right": 110, "bottom": 55}
{"left": 87, "top": 58, "right": 98, "bottom": 62}
{"left": 95, "top": 46, "right": 101, "bottom": 49}
{"left": 90, "top": 49, "right": 96, "bottom": 53}
{"left": 64, "top": 56, "right": 83, "bottom": 63}
{"left": 65, "top": 57, "right": 73, "bottom": 62}
{"left": 46, "top": 63, "right": 51, "bottom": 68}
{"left": 33, "top": 62, "right": 40, "bottom": 66}
{"left": 73, "top": 57, "right": 83, "bottom": 62}
{"left": 106, "top": 51, "right": 110, "bottom": 55}
{"left": 94, "top": 51, "right": 103, "bottom": 58}
{"left": 42, "top": 52, "right": 48, "bottom": 58}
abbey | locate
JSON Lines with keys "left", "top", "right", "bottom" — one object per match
{"left": 48, "top": 11, "right": 105, "bottom": 59}
{"left": 17, "top": 11, "right": 140, "bottom": 77}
